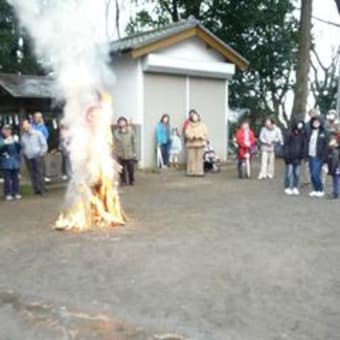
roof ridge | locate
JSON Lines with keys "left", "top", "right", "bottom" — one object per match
{"left": 0, "top": 72, "right": 50, "bottom": 79}
{"left": 110, "top": 16, "right": 198, "bottom": 45}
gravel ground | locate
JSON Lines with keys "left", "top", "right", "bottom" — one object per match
{"left": 0, "top": 162, "right": 339, "bottom": 340}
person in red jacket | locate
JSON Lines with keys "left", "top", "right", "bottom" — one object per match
{"left": 235, "top": 121, "right": 256, "bottom": 179}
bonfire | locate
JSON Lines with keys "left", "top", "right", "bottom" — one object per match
{"left": 55, "top": 93, "right": 125, "bottom": 231}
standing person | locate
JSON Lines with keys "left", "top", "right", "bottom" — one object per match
{"left": 155, "top": 114, "right": 171, "bottom": 168}
{"left": 21, "top": 119, "right": 48, "bottom": 196}
{"left": 184, "top": 110, "right": 208, "bottom": 177}
{"left": 282, "top": 121, "right": 306, "bottom": 195}
{"left": 32, "top": 112, "right": 49, "bottom": 140}
{"left": 324, "top": 110, "right": 340, "bottom": 135}
{"left": 203, "top": 140, "right": 221, "bottom": 173}
{"left": 169, "top": 127, "right": 182, "bottom": 169}
{"left": 0, "top": 125, "right": 22, "bottom": 200}
{"left": 114, "top": 116, "right": 136, "bottom": 186}
{"left": 302, "top": 108, "right": 319, "bottom": 186}
{"left": 322, "top": 110, "right": 340, "bottom": 187}
{"left": 258, "top": 118, "right": 282, "bottom": 179}
{"left": 59, "top": 122, "right": 72, "bottom": 180}
{"left": 32, "top": 112, "right": 50, "bottom": 182}
{"left": 306, "top": 116, "right": 329, "bottom": 198}
{"left": 0, "top": 133, "right": 4, "bottom": 183}
{"left": 235, "top": 121, "right": 256, "bottom": 179}
{"left": 325, "top": 133, "right": 340, "bottom": 199}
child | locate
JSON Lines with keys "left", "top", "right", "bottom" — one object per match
{"left": 169, "top": 127, "right": 182, "bottom": 168}
{"left": 325, "top": 134, "right": 340, "bottom": 199}
{"left": 282, "top": 121, "right": 305, "bottom": 195}
{"left": 203, "top": 140, "right": 220, "bottom": 172}
{"left": 235, "top": 121, "right": 256, "bottom": 179}
{"left": 0, "top": 125, "right": 22, "bottom": 200}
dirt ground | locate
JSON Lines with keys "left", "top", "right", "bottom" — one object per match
{"left": 0, "top": 162, "right": 339, "bottom": 340}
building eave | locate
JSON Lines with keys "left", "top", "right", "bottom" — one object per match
{"left": 109, "top": 18, "right": 249, "bottom": 71}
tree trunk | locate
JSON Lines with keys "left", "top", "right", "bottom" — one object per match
{"left": 291, "top": 0, "right": 313, "bottom": 122}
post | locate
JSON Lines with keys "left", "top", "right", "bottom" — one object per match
{"left": 337, "top": 64, "right": 340, "bottom": 113}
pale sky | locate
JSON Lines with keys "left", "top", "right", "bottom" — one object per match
{"left": 312, "top": 0, "right": 340, "bottom": 65}
{"left": 109, "top": 0, "right": 340, "bottom": 114}
{"left": 112, "top": 0, "right": 340, "bottom": 64}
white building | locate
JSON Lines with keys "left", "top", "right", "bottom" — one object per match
{"left": 110, "top": 17, "right": 248, "bottom": 168}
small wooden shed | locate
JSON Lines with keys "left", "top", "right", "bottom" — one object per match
{"left": 109, "top": 17, "right": 248, "bottom": 168}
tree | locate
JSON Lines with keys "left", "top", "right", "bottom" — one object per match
{"left": 291, "top": 0, "right": 313, "bottom": 121}
{"left": 205, "top": 0, "right": 298, "bottom": 126}
{"left": 0, "top": 0, "right": 41, "bottom": 74}
{"left": 126, "top": 0, "right": 299, "bottom": 126}
{"left": 310, "top": 47, "right": 339, "bottom": 113}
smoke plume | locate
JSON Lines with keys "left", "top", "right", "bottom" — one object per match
{"left": 10, "top": 0, "right": 125, "bottom": 230}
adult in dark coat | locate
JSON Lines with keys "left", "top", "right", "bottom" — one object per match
{"left": 305, "top": 116, "right": 329, "bottom": 197}
{"left": 325, "top": 134, "right": 340, "bottom": 199}
{"left": 283, "top": 121, "right": 306, "bottom": 195}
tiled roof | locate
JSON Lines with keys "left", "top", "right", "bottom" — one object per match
{"left": 109, "top": 17, "right": 198, "bottom": 53}
{"left": 109, "top": 17, "right": 248, "bottom": 67}
{"left": 0, "top": 73, "right": 54, "bottom": 99}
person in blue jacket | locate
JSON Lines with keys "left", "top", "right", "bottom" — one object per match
{"left": 0, "top": 125, "right": 22, "bottom": 200}
{"left": 32, "top": 112, "right": 49, "bottom": 140}
{"left": 156, "top": 114, "right": 171, "bottom": 167}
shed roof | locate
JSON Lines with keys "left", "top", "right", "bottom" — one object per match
{"left": 109, "top": 17, "right": 249, "bottom": 70}
{"left": 0, "top": 73, "right": 54, "bottom": 99}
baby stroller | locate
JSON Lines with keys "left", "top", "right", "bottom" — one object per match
{"left": 203, "top": 141, "right": 221, "bottom": 173}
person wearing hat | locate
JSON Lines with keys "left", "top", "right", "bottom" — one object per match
{"left": 0, "top": 125, "right": 22, "bottom": 200}
{"left": 113, "top": 116, "right": 136, "bottom": 186}
{"left": 324, "top": 109, "right": 340, "bottom": 136}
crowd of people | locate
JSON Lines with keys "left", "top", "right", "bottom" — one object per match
{"left": 235, "top": 108, "right": 340, "bottom": 199}
{"left": 155, "top": 109, "right": 215, "bottom": 176}
{"left": 0, "top": 112, "right": 71, "bottom": 200}
{"left": 1, "top": 107, "right": 340, "bottom": 201}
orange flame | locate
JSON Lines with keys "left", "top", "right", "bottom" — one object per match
{"left": 55, "top": 93, "right": 125, "bottom": 231}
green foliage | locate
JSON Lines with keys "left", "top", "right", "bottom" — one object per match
{"left": 127, "top": 0, "right": 299, "bottom": 125}
{"left": 208, "top": 0, "right": 299, "bottom": 124}
{"left": 0, "top": 0, "right": 42, "bottom": 74}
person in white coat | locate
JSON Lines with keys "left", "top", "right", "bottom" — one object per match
{"left": 258, "top": 118, "right": 283, "bottom": 179}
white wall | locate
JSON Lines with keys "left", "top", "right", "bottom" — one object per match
{"left": 143, "top": 73, "right": 187, "bottom": 168}
{"left": 110, "top": 56, "right": 139, "bottom": 124}
{"left": 189, "top": 77, "right": 227, "bottom": 161}
{"left": 157, "top": 36, "right": 225, "bottom": 63}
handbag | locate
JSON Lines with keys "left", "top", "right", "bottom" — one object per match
{"left": 274, "top": 142, "right": 284, "bottom": 158}
{"left": 249, "top": 144, "right": 258, "bottom": 156}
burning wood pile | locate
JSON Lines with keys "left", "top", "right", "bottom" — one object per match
{"left": 55, "top": 93, "right": 125, "bottom": 231}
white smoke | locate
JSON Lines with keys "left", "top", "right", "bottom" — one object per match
{"left": 9, "top": 0, "right": 114, "bottom": 95}
{"left": 9, "top": 0, "right": 123, "bottom": 228}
